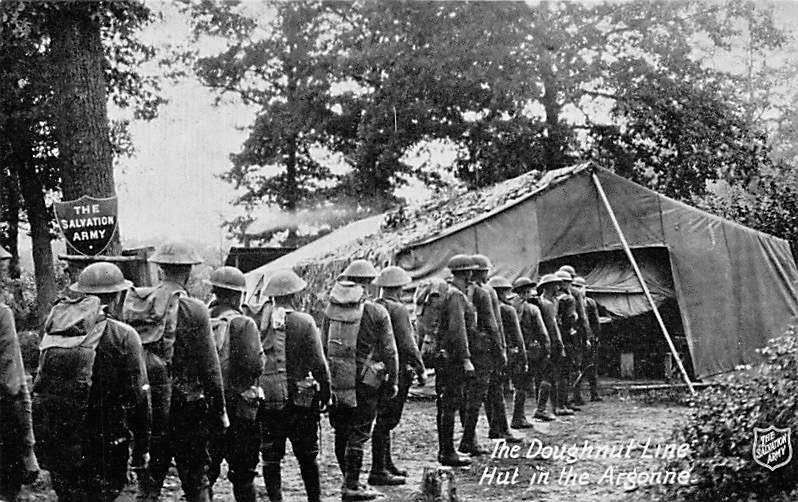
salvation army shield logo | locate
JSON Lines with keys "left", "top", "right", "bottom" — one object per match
{"left": 54, "top": 195, "right": 118, "bottom": 256}
{"left": 753, "top": 426, "right": 793, "bottom": 471}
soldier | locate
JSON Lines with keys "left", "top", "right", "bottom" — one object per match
{"left": 558, "top": 265, "right": 592, "bottom": 407}
{"left": 464, "top": 255, "right": 520, "bottom": 449}
{"left": 206, "top": 266, "right": 264, "bottom": 502}
{"left": 554, "top": 269, "right": 579, "bottom": 415}
{"left": 0, "top": 246, "right": 39, "bottom": 500}
{"left": 369, "top": 266, "right": 426, "bottom": 486}
{"left": 535, "top": 274, "right": 570, "bottom": 418}
{"left": 573, "top": 276, "right": 602, "bottom": 402}
{"left": 127, "top": 241, "right": 228, "bottom": 502}
{"left": 509, "top": 277, "right": 549, "bottom": 428}
{"left": 323, "top": 260, "right": 399, "bottom": 501}
{"left": 487, "top": 277, "right": 528, "bottom": 433}
{"left": 254, "top": 270, "right": 331, "bottom": 502}
{"left": 33, "top": 262, "right": 150, "bottom": 501}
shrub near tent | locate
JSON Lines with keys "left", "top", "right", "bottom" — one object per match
{"left": 664, "top": 324, "right": 798, "bottom": 501}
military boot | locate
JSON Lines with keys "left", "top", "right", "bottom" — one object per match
{"left": 438, "top": 410, "right": 471, "bottom": 467}
{"left": 533, "top": 382, "right": 556, "bottom": 421}
{"left": 263, "top": 461, "right": 283, "bottom": 502}
{"left": 342, "top": 450, "right": 382, "bottom": 501}
{"left": 185, "top": 488, "right": 212, "bottom": 502}
{"left": 368, "top": 433, "right": 405, "bottom": 486}
{"left": 458, "top": 411, "right": 490, "bottom": 456}
{"left": 511, "top": 390, "right": 534, "bottom": 429}
{"left": 298, "top": 457, "right": 321, "bottom": 502}
{"left": 232, "top": 482, "right": 257, "bottom": 502}
{"left": 384, "top": 435, "right": 408, "bottom": 477}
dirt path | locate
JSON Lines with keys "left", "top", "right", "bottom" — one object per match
{"left": 18, "top": 394, "right": 691, "bottom": 501}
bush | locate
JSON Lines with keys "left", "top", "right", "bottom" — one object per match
{"left": 665, "top": 324, "right": 798, "bottom": 501}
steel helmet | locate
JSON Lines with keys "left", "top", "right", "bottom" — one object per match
{"left": 471, "top": 254, "right": 492, "bottom": 271}
{"left": 340, "top": 259, "right": 378, "bottom": 279}
{"left": 373, "top": 266, "right": 411, "bottom": 288}
{"left": 555, "top": 270, "right": 573, "bottom": 282}
{"left": 0, "top": 244, "right": 10, "bottom": 261}
{"left": 487, "top": 276, "right": 513, "bottom": 290}
{"left": 70, "top": 261, "right": 133, "bottom": 294}
{"left": 558, "top": 265, "right": 576, "bottom": 276}
{"left": 512, "top": 277, "right": 535, "bottom": 292}
{"left": 447, "top": 254, "right": 477, "bottom": 272}
{"left": 573, "top": 276, "right": 587, "bottom": 288}
{"left": 150, "top": 240, "right": 203, "bottom": 265}
{"left": 537, "top": 273, "right": 562, "bottom": 289}
{"left": 207, "top": 266, "right": 247, "bottom": 292}
{"left": 263, "top": 269, "right": 307, "bottom": 297}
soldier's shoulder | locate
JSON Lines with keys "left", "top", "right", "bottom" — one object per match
{"left": 177, "top": 296, "right": 210, "bottom": 321}
{"left": 288, "top": 310, "right": 316, "bottom": 327}
{"left": 107, "top": 317, "right": 139, "bottom": 337}
{"left": 0, "top": 303, "right": 12, "bottom": 321}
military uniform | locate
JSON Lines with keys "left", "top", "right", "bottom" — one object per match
{"left": 495, "top": 300, "right": 526, "bottom": 431}
{"left": 323, "top": 281, "right": 398, "bottom": 501}
{"left": 207, "top": 300, "right": 264, "bottom": 502}
{"left": 584, "top": 293, "right": 602, "bottom": 401}
{"left": 535, "top": 275, "right": 566, "bottom": 418}
{"left": 0, "top": 303, "right": 38, "bottom": 499}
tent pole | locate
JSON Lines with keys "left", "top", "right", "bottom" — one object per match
{"left": 591, "top": 173, "right": 696, "bottom": 395}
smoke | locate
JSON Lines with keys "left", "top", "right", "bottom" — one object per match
{"left": 246, "top": 204, "right": 373, "bottom": 237}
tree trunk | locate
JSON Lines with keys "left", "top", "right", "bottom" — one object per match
{"left": 536, "top": 1, "right": 565, "bottom": 171}
{"left": 49, "top": 4, "right": 121, "bottom": 254}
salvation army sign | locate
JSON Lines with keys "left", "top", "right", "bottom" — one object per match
{"left": 54, "top": 195, "right": 118, "bottom": 256}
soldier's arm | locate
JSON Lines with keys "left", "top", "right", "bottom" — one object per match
{"left": 0, "top": 307, "right": 35, "bottom": 451}
{"left": 232, "top": 317, "right": 265, "bottom": 381}
{"left": 505, "top": 308, "right": 527, "bottom": 367}
{"left": 477, "top": 290, "right": 504, "bottom": 362}
{"left": 393, "top": 306, "right": 425, "bottom": 373}
{"left": 587, "top": 301, "right": 601, "bottom": 342}
{"left": 532, "top": 307, "right": 551, "bottom": 354}
{"left": 303, "top": 316, "right": 331, "bottom": 403}
{"left": 121, "top": 326, "right": 152, "bottom": 458}
{"left": 375, "top": 306, "right": 399, "bottom": 387}
{"left": 191, "top": 306, "right": 227, "bottom": 424}
{"left": 445, "top": 293, "right": 471, "bottom": 362}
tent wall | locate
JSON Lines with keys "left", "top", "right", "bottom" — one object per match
{"left": 397, "top": 167, "right": 798, "bottom": 378}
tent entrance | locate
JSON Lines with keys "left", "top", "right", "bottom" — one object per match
{"left": 541, "top": 247, "right": 694, "bottom": 381}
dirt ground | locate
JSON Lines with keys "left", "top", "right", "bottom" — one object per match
{"left": 17, "top": 391, "right": 692, "bottom": 502}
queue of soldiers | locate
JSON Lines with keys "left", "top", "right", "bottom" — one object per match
{"left": 0, "top": 241, "right": 601, "bottom": 502}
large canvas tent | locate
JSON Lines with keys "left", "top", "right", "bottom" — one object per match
{"left": 245, "top": 164, "right": 798, "bottom": 378}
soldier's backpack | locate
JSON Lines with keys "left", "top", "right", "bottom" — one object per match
{"left": 210, "top": 309, "right": 236, "bottom": 390}
{"left": 32, "top": 296, "right": 108, "bottom": 469}
{"left": 252, "top": 303, "right": 289, "bottom": 411}
{"left": 414, "top": 278, "right": 450, "bottom": 364}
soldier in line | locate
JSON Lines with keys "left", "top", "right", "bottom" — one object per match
{"left": 509, "top": 277, "right": 550, "bottom": 427}
{"left": 535, "top": 274, "right": 570, "bottom": 417}
{"left": 369, "top": 266, "right": 426, "bottom": 486}
{"left": 129, "top": 241, "right": 228, "bottom": 502}
{"left": 487, "top": 277, "right": 528, "bottom": 434}
{"left": 424, "top": 256, "right": 475, "bottom": 467}
{"left": 574, "top": 276, "right": 602, "bottom": 402}
{"left": 0, "top": 246, "right": 39, "bottom": 500}
{"left": 558, "top": 265, "right": 593, "bottom": 407}
{"left": 206, "top": 267, "right": 264, "bottom": 502}
{"left": 554, "top": 269, "right": 579, "bottom": 415}
{"left": 33, "top": 262, "right": 150, "bottom": 501}
{"left": 255, "top": 270, "right": 331, "bottom": 502}
{"left": 323, "top": 260, "right": 398, "bottom": 501}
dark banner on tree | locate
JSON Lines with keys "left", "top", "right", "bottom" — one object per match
{"left": 54, "top": 195, "right": 118, "bottom": 256}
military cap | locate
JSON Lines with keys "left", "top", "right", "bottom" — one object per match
{"left": 263, "top": 269, "right": 307, "bottom": 297}
{"left": 340, "top": 259, "right": 378, "bottom": 279}
{"left": 537, "top": 273, "right": 562, "bottom": 289}
{"left": 70, "top": 261, "right": 133, "bottom": 294}
{"left": 573, "top": 276, "right": 587, "bottom": 287}
{"left": 512, "top": 277, "right": 536, "bottom": 292}
{"left": 555, "top": 270, "right": 573, "bottom": 282}
{"left": 207, "top": 266, "right": 247, "bottom": 292}
{"left": 150, "top": 240, "right": 203, "bottom": 265}
{"left": 0, "top": 244, "right": 11, "bottom": 261}
{"left": 471, "top": 254, "right": 493, "bottom": 271}
{"left": 374, "top": 266, "right": 411, "bottom": 288}
{"left": 447, "top": 254, "right": 477, "bottom": 272}
{"left": 487, "top": 276, "right": 513, "bottom": 290}
{"left": 558, "top": 265, "right": 576, "bottom": 276}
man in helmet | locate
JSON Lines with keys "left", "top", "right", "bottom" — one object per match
{"left": 129, "top": 241, "right": 228, "bottom": 502}
{"left": 33, "top": 262, "right": 151, "bottom": 501}
{"left": 0, "top": 245, "right": 39, "bottom": 500}
{"left": 508, "top": 277, "right": 549, "bottom": 428}
{"left": 368, "top": 266, "right": 425, "bottom": 486}
{"left": 487, "top": 276, "right": 528, "bottom": 436}
{"left": 535, "top": 274, "right": 569, "bottom": 418}
{"left": 573, "top": 276, "right": 602, "bottom": 402}
{"left": 206, "top": 266, "right": 264, "bottom": 502}
{"left": 554, "top": 269, "right": 579, "bottom": 414}
{"left": 252, "top": 269, "right": 331, "bottom": 502}
{"left": 461, "top": 254, "right": 519, "bottom": 453}
{"left": 558, "top": 265, "right": 592, "bottom": 408}
{"left": 323, "top": 259, "right": 399, "bottom": 501}
{"left": 431, "top": 255, "right": 475, "bottom": 467}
